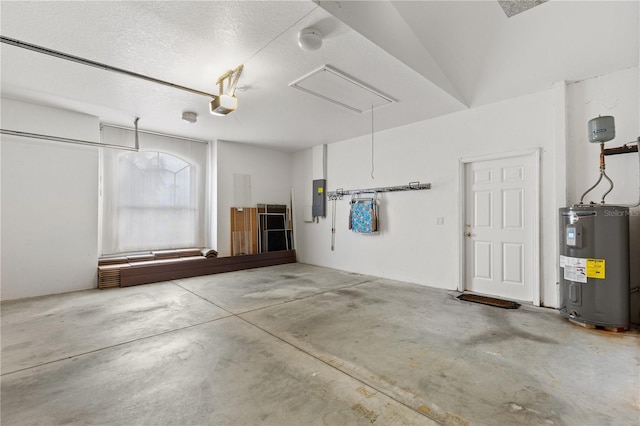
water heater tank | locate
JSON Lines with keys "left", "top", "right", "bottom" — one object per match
{"left": 559, "top": 205, "right": 629, "bottom": 329}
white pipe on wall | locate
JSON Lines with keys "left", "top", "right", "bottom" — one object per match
{"left": 0, "top": 128, "right": 138, "bottom": 151}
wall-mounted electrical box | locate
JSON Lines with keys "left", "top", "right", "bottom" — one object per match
{"left": 312, "top": 179, "right": 326, "bottom": 218}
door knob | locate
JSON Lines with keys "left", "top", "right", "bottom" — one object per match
{"left": 464, "top": 231, "right": 471, "bottom": 237}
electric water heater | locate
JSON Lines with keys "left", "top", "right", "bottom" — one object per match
{"left": 559, "top": 205, "right": 630, "bottom": 329}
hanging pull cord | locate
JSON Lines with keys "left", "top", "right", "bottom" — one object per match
{"left": 580, "top": 143, "right": 614, "bottom": 204}
{"left": 331, "top": 197, "right": 337, "bottom": 251}
{"left": 370, "top": 105, "right": 375, "bottom": 180}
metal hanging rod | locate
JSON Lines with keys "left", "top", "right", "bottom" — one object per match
{"left": 0, "top": 36, "right": 217, "bottom": 98}
{"left": 1, "top": 128, "right": 139, "bottom": 152}
{"left": 101, "top": 123, "right": 209, "bottom": 145}
{"left": 327, "top": 181, "right": 431, "bottom": 199}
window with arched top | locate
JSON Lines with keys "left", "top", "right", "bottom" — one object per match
{"left": 100, "top": 126, "right": 208, "bottom": 255}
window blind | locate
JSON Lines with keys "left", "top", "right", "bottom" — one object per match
{"left": 100, "top": 126, "right": 208, "bottom": 255}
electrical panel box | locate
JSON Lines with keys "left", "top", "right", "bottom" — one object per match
{"left": 312, "top": 179, "right": 326, "bottom": 218}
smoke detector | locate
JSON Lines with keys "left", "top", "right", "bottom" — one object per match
{"left": 298, "top": 28, "right": 323, "bottom": 51}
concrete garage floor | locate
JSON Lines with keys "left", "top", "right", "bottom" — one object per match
{"left": 1, "top": 264, "right": 638, "bottom": 425}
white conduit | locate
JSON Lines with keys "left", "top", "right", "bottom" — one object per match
{"left": 0, "top": 128, "right": 139, "bottom": 152}
{"left": 622, "top": 139, "right": 640, "bottom": 208}
{"left": 100, "top": 123, "right": 209, "bottom": 145}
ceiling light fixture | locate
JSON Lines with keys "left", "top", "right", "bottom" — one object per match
{"left": 298, "top": 28, "right": 323, "bottom": 51}
{"left": 210, "top": 64, "right": 244, "bottom": 116}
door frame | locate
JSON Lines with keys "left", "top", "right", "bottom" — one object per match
{"left": 457, "top": 148, "right": 541, "bottom": 306}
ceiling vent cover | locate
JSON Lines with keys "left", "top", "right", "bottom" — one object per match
{"left": 289, "top": 65, "right": 394, "bottom": 113}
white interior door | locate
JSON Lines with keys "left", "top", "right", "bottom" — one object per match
{"left": 463, "top": 152, "right": 539, "bottom": 302}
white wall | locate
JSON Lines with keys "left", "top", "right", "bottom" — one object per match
{"left": 0, "top": 100, "right": 296, "bottom": 299}
{"left": 1, "top": 98, "right": 100, "bottom": 300}
{"left": 216, "top": 140, "right": 293, "bottom": 257}
{"left": 566, "top": 68, "right": 639, "bottom": 205}
{"left": 294, "top": 89, "right": 560, "bottom": 306}
{"left": 3, "top": 67, "right": 635, "bottom": 309}
{"left": 566, "top": 67, "right": 640, "bottom": 323}
{"left": 293, "top": 67, "right": 640, "bottom": 311}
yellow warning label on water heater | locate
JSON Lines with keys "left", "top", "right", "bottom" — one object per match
{"left": 586, "top": 258, "right": 605, "bottom": 279}
{"left": 317, "top": 187, "right": 324, "bottom": 194}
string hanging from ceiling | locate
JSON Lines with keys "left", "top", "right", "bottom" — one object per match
{"left": 371, "top": 104, "right": 375, "bottom": 180}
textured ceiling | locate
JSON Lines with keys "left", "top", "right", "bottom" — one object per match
{"left": 1, "top": 1, "right": 638, "bottom": 151}
{"left": 498, "top": 0, "right": 549, "bottom": 18}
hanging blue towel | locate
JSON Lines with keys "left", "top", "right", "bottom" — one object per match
{"left": 350, "top": 199, "right": 378, "bottom": 233}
